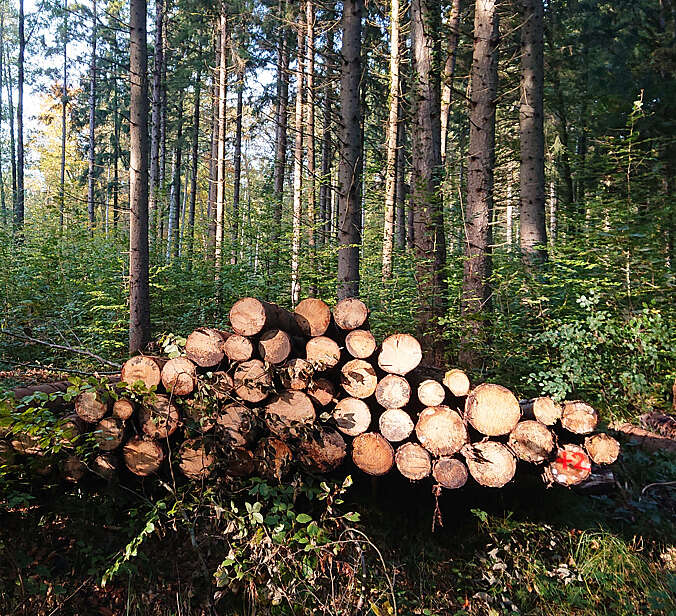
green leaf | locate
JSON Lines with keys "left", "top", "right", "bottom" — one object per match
{"left": 296, "top": 513, "right": 312, "bottom": 524}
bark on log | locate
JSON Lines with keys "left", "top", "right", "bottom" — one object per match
{"left": 507, "top": 420, "right": 554, "bottom": 464}
{"left": 375, "top": 374, "right": 411, "bottom": 409}
{"left": 139, "top": 395, "right": 180, "bottom": 439}
{"left": 161, "top": 357, "right": 197, "bottom": 396}
{"left": 417, "top": 379, "right": 446, "bottom": 407}
{"left": 333, "top": 297, "right": 369, "bottom": 330}
{"left": 465, "top": 383, "right": 521, "bottom": 436}
{"left": 113, "top": 398, "right": 135, "bottom": 421}
{"left": 258, "top": 329, "right": 292, "bottom": 364}
{"left": 443, "top": 369, "right": 470, "bottom": 397}
{"left": 121, "top": 355, "right": 166, "bottom": 388}
{"left": 255, "top": 437, "right": 292, "bottom": 481}
{"left": 222, "top": 333, "right": 254, "bottom": 362}
{"left": 415, "top": 405, "right": 468, "bottom": 456}
{"left": 178, "top": 438, "right": 214, "bottom": 479}
{"left": 185, "top": 328, "right": 227, "bottom": 367}
{"left": 265, "top": 390, "right": 316, "bottom": 438}
{"left": 543, "top": 444, "right": 591, "bottom": 487}
{"left": 378, "top": 334, "right": 422, "bottom": 375}
{"left": 229, "top": 297, "right": 303, "bottom": 337}
{"left": 74, "top": 390, "right": 109, "bottom": 423}
{"left": 215, "top": 403, "right": 254, "bottom": 448}
{"left": 294, "top": 298, "right": 332, "bottom": 337}
{"left": 123, "top": 437, "right": 165, "bottom": 476}
{"left": 281, "top": 358, "right": 313, "bottom": 390}
{"left": 333, "top": 397, "right": 371, "bottom": 436}
{"left": 463, "top": 441, "right": 517, "bottom": 488}
{"left": 298, "top": 427, "right": 347, "bottom": 472}
{"left": 639, "top": 412, "right": 676, "bottom": 439}
{"left": 395, "top": 442, "right": 431, "bottom": 480}
{"left": 340, "top": 359, "right": 378, "bottom": 399}
{"left": 352, "top": 432, "right": 394, "bottom": 476}
{"left": 520, "top": 397, "right": 562, "bottom": 426}
{"left": 584, "top": 433, "right": 620, "bottom": 465}
{"left": 613, "top": 422, "right": 676, "bottom": 454}
{"left": 378, "top": 408, "right": 414, "bottom": 442}
{"left": 560, "top": 400, "right": 598, "bottom": 435}
{"left": 344, "top": 329, "right": 376, "bottom": 359}
{"left": 306, "top": 378, "right": 336, "bottom": 407}
{"left": 233, "top": 359, "right": 272, "bottom": 402}
{"left": 306, "top": 336, "right": 341, "bottom": 370}
{"left": 10, "top": 376, "right": 120, "bottom": 407}
{"left": 433, "top": 457, "right": 468, "bottom": 489}
{"left": 94, "top": 417, "right": 125, "bottom": 451}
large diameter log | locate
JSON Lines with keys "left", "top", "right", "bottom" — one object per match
{"left": 229, "top": 297, "right": 303, "bottom": 337}
{"left": 299, "top": 428, "right": 347, "bottom": 472}
{"left": 265, "top": 391, "right": 316, "bottom": 438}
{"left": 222, "top": 333, "right": 254, "bottom": 362}
{"left": 462, "top": 442, "right": 517, "bottom": 488}
{"left": 94, "top": 417, "right": 125, "bottom": 451}
{"left": 255, "top": 437, "right": 293, "bottom": 481}
{"left": 560, "top": 400, "right": 598, "bottom": 435}
{"left": 395, "top": 442, "right": 431, "bottom": 480}
{"left": 281, "top": 359, "right": 313, "bottom": 390}
{"left": 258, "top": 329, "right": 292, "bottom": 364}
{"left": 375, "top": 375, "right": 411, "bottom": 409}
{"left": 74, "top": 390, "right": 109, "bottom": 423}
{"left": 333, "top": 297, "right": 369, "bottom": 331}
{"left": 443, "top": 369, "right": 470, "bottom": 397}
{"left": 584, "top": 433, "right": 620, "bottom": 465}
{"left": 417, "top": 379, "right": 446, "bottom": 407}
{"left": 465, "top": 383, "right": 521, "bottom": 436}
{"left": 333, "top": 397, "right": 371, "bottom": 437}
{"left": 123, "top": 437, "right": 165, "bottom": 476}
{"left": 161, "top": 357, "right": 197, "bottom": 396}
{"left": 345, "top": 329, "right": 377, "bottom": 359}
{"left": 306, "top": 378, "right": 336, "bottom": 407}
{"left": 415, "top": 406, "right": 468, "bottom": 456}
{"left": 520, "top": 397, "right": 562, "bottom": 426}
{"left": 113, "top": 398, "right": 135, "bottom": 421}
{"left": 139, "top": 395, "right": 180, "bottom": 439}
{"left": 233, "top": 360, "right": 272, "bottom": 403}
{"left": 178, "top": 439, "right": 214, "bottom": 479}
{"left": 306, "top": 337, "right": 341, "bottom": 370}
{"left": 378, "top": 408, "right": 414, "bottom": 442}
{"left": 121, "top": 355, "right": 165, "bottom": 388}
{"left": 340, "top": 359, "right": 378, "bottom": 399}
{"left": 215, "top": 403, "right": 255, "bottom": 448}
{"left": 294, "top": 298, "right": 332, "bottom": 337}
{"left": 543, "top": 444, "right": 592, "bottom": 487}
{"left": 433, "top": 457, "right": 468, "bottom": 489}
{"left": 351, "top": 432, "right": 394, "bottom": 476}
{"left": 378, "top": 334, "right": 422, "bottom": 376}
{"left": 508, "top": 420, "right": 554, "bottom": 464}
{"left": 92, "top": 453, "right": 118, "bottom": 480}
{"left": 185, "top": 328, "right": 226, "bottom": 367}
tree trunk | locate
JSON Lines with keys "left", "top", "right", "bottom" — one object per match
{"left": 306, "top": 0, "right": 316, "bottom": 295}
{"left": 337, "top": 0, "right": 363, "bottom": 300}
{"left": 215, "top": 10, "right": 228, "bottom": 271}
{"left": 440, "top": 0, "right": 461, "bottom": 166}
{"left": 395, "top": 106, "right": 407, "bottom": 249}
{"left": 4, "top": 41, "right": 16, "bottom": 214}
{"left": 113, "top": 82, "right": 120, "bottom": 229}
{"left": 87, "top": 0, "right": 98, "bottom": 231}
{"left": 59, "top": 0, "right": 67, "bottom": 229}
{"left": 207, "top": 27, "right": 219, "bottom": 257}
{"left": 159, "top": 15, "right": 168, "bottom": 240}
{"left": 167, "top": 96, "right": 183, "bottom": 261}
{"left": 187, "top": 69, "right": 200, "bottom": 264}
{"left": 15, "top": 0, "right": 24, "bottom": 231}
{"left": 318, "top": 14, "right": 333, "bottom": 246}
{"left": 231, "top": 67, "right": 244, "bottom": 265}
{"left": 149, "top": 0, "right": 163, "bottom": 236}
{"left": 459, "top": 0, "right": 499, "bottom": 369}
{"left": 128, "top": 0, "right": 151, "bottom": 354}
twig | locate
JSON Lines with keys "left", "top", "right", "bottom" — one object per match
{"left": 641, "top": 481, "right": 676, "bottom": 497}
{"left": 0, "top": 359, "right": 119, "bottom": 376}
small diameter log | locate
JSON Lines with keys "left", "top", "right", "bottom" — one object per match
{"left": 415, "top": 406, "right": 468, "bottom": 456}
{"left": 255, "top": 437, "right": 293, "bottom": 481}
{"left": 378, "top": 334, "right": 422, "bottom": 376}
{"left": 178, "top": 439, "right": 214, "bottom": 479}
{"left": 520, "top": 397, "right": 562, "bottom": 426}
{"left": 333, "top": 297, "right": 369, "bottom": 330}
{"left": 161, "top": 357, "right": 197, "bottom": 396}
{"left": 560, "top": 400, "right": 598, "bottom": 435}
{"left": 215, "top": 403, "right": 255, "bottom": 448}
{"left": 74, "top": 390, "right": 108, "bottom": 423}
{"left": 121, "top": 355, "right": 165, "bottom": 388}
{"left": 258, "top": 329, "right": 292, "bottom": 364}
{"left": 183, "top": 397, "right": 216, "bottom": 432}
{"left": 234, "top": 359, "right": 272, "bottom": 403}
{"left": 265, "top": 391, "right": 316, "bottom": 438}
{"left": 584, "top": 433, "right": 620, "bottom": 465}
{"left": 113, "top": 398, "right": 135, "bottom": 421}
{"left": 92, "top": 453, "right": 118, "bottom": 480}
{"left": 345, "top": 329, "right": 377, "bottom": 359}
{"left": 222, "top": 333, "right": 254, "bottom": 362}
{"left": 432, "top": 457, "right": 468, "bottom": 489}
{"left": 139, "top": 395, "right": 180, "bottom": 439}
{"left": 185, "top": 328, "right": 226, "bottom": 367}
{"left": 465, "top": 383, "right": 521, "bottom": 436}
{"left": 507, "top": 420, "right": 554, "bottom": 464}
{"left": 224, "top": 448, "right": 255, "bottom": 477}
{"left": 351, "top": 432, "right": 394, "bottom": 476}
{"left": 379, "top": 408, "right": 414, "bottom": 442}
{"left": 395, "top": 442, "right": 431, "bottom": 480}
{"left": 123, "top": 437, "right": 165, "bottom": 476}
{"left": 543, "top": 444, "right": 591, "bottom": 487}
{"left": 281, "top": 359, "right": 313, "bottom": 390}
{"left": 299, "top": 428, "right": 347, "bottom": 472}
{"left": 63, "top": 455, "right": 87, "bottom": 482}
{"left": 375, "top": 375, "right": 411, "bottom": 409}
{"left": 229, "top": 297, "right": 303, "bottom": 337}
{"left": 294, "top": 298, "right": 332, "bottom": 337}
{"left": 341, "top": 359, "right": 378, "bottom": 399}
{"left": 94, "top": 417, "right": 125, "bottom": 451}
{"left": 443, "top": 369, "right": 470, "bottom": 397}
{"left": 333, "top": 397, "right": 372, "bottom": 437}
{"left": 462, "top": 442, "right": 517, "bottom": 488}
{"left": 307, "top": 378, "right": 336, "bottom": 407}
{"left": 417, "top": 379, "right": 446, "bottom": 407}
{"left": 306, "top": 337, "right": 341, "bottom": 370}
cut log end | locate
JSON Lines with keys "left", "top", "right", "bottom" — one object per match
{"left": 561, "top": 401, "right": 598, "bottom": 435}
{"left": 113, "top": 398, "right": 135, "bottom": 421}
{"left": 179, "top": 439, "right": 214, "bottom": 479}
{"left": 306, "top": 336, "right": 341, "bottom": 370}
{"left": 333, "top": 397, "right": 371, "bottom": 436}
{"left": 229, "top": 297, "right": 268, "bottom": 336}
{"left": 216, "top": 403, "right": 254, "bottom": 448}
{"left": 433, "top": 457, "right": 468, "bottom": 489}
{"left": 378, "top": 408, "right": 414, "bottom": 443}
{"left": 234, "top": 359, "right": 272, "bottom": 402}
{"left": 395, "top": 442, "right": 431, "bottom": 481}
{"left": 443, "top": 369, "right": 471, "bottom": 397}
{"left": 333, "top": 297, "right": 369, "bottom": 330}
{"left": 294, "top": 298, "right": 331, "bottom": 337}
{"left": 139, "top": 395, "right": 180, "bottom": 439}
{"left": 121, "top": 355, "right": 164, "bottom": 388}
{"left": 265, "top": 390, "right": 316, "bottom": 438}
{"left": 92, "top": 454, "right": 118, "bottom": 480}
{"left": 94, "top": 417, "right": 125, "bottom": 451}
{"left": 255, "top": 437, "right": 293, "bottom": 481}
{"left": 74, "top": 390, "right": 108, "bottom": 423}
{"left": 63, "top": 455, "right": 87, "bottom": 482}
{"left": 520, "top": 397, "right": 562, "bottom": 426}
{"left": 281, "top": 358, "right": 313, "bottom": 390}
{"left": 224, "top": 448, "right": 255, "bottom": 477}
{"left": 306, "top": 378, "right": 336, "bottom": 407}
{"left": 345, "top": 329, "right": 376, "bottom": 359}
{"left": 544, "top": 444, "right": 592, "bottom": 487}
{"left": 415, "top": 405, "right": 468, "bottom": 456}
{"left": 340, "top": 359, "right": 378, "bottom": 399}
{"left": 123, "top": 437, "right": 165, "bottom": 476}
{"left": 299, "top": 428, "right": 347, "bottom": 472}
{"left": 161, "top": 357, "right": 197, "bottom": 396}
{"left": 584, "top": 433, "right": 620, "bottom": 465}
{"left": 465, "top": 383, "right": 521, "bottom": 436}
{"left": 223, "top": 333, "right": 254, "bottom": 362}
{"left": 185, "top": 328, "right": 226, "bottom": 368}
{"left": 352, "top": 432, "right": 394, "bottom": 476}
{"left": 378, "top": 334, "right": 422, "bottom": 376}
{"left": 508, "top": 420, "right": 554, "bottom": 464}
{"left": 417, "top": 379, "right": 446, "bottom": 407}
{"left": 258, "top": 329, "right": 292, "bottom": 364}
{"left": 463, "top": 441, "right": 517, "bottom": 488}
{"left": 375, "top": 374, "right": 411, "bottom": 409}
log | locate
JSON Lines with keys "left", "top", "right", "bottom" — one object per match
{"left": 375, "top": 375, "right": 411, "bottom": 409}
{"left": 378, "top": 408, "right": 414, "bottom": 443}
{"left": 415, "top": 405, "right": 468, "bottom": 456}
{"left": 351, "top": 432, "right": 394, "bottom": 476}
{"left": 465, "top": 383, "right": 521, "bottom": 436}
{"left": 306, "top": 336, "right": 341, "bottom": 370}
{"left": 94, "top": 417, "right": 125, "bottom": 451}
{"left": 63, "top": 455, "right": 87, "bottom": 482}
{"left": 639, "top": 412, "right": 676, "bottom": 439}
{"left": 229, "top": 297, "right": 303, "bottom": 337}
{"left": 178, "top": 439, "right": 214, "bottom": 479}
{"left": 222, "top": 332, "right": 254, "bottom": 362}
{"left": 443, "top": 369, "right": 470, "bottom": 397}
{"left": 340, "top": 359, "right": 378, "bottom": 399}
{"left": 333, "top": 397, "right": 371, "bottom": 437}
{"left": 74, "top": 390, "right": 109, "bottom": 423}
{"left": 184, "top": 328, "right": 226, "bottom": 367}
{"left": 463, "top": 442, "right": 517, "bottom": 488}
{"left": 613, "top": 422, "right": 676, "bottom": 454}
{"left": 395, "top": 442, "right": 431, "bottom": 480}
{"left": 215, "top": 403, "right": 255, "bottom": 448}
{"left": 11, "top": 380, "right": 71, "bottom": 408}
{"left": 377, "top": 334, "right": 422, "bottom": 376}
{"left": 10, "top": 432, "right": 42, "bottom": 455}
{"left": 265, "top": 391, "right": 316, "bottom": 438}
{"left": 560, "top": 400, "right": 598, "bottom": 435}
{"left": 92, "top": 453, "right": 118, "bottom": 480}
{"left": 161, "top": 357, "right": 197, "bottom": 396}
{"left": 223, "top": 448, "right": 255, "bottom": 477}
{"left": 543, "top": 444, "right": 591, "bottom": 487}
{"left": 417, "top": 379, "right": 446, "bottom": 407}
{"left": 344, "top": 329, "right": 377, "bottom": 359}
{"left": 298, "top": 427, "right": 347, "bottom": 472}
{"left": 210, "top": 370, "right": 235, "bottom": 400}
{"left": 123, "top": 437, "right": 165, "bottom": 476}
{"left": 57, "top": 413, "right": 85, "bottom": 445}
{"left": 333, "top": 297, "right": 369, "bottom": 331}
{"left": 255, "top": 437, "right": 293, "bottom": 481}
{"left": 294, "top": 298, "right": 332, "bottom": 337}
{"left": 584, "top": 433, "right": 620, "bottom": 465}
{"left": 520, "top": 397, "right": 562, "bottom": 426}
{"left": 507, "top": 420, "right": 554, "bottom": 464}
{"left": 432, "top": 457, "right": 468, "bottom": 489}
{"left": 233, "top": 359, "right": 272, "bottom": 403}
{"left": 306, "top": 378, "right": 336, "bottom": 407}
{"left": 113, "top": 398, "right": 135, "bottom": 421}
{"left": 281, "top": 358, "right": 313, "bottom": 390}
{"left": 183, "top": 397, "right": 216, "bottom": 432}
{"left": 258, "top": 329, "right": 292, "bottom": 364}
{"left": 121, "top": 355, "right": 165, "bottom": 388}
{"left": 139, "top": 395, "right": 180, "bottom": 439}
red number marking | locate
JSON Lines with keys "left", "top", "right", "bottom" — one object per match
{"left": 556, "top": 451, "right": 591, "bottom": 472}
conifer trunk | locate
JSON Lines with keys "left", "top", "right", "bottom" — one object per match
{"left": 16, "top": 0, "right": 25, "bottom": 231}
{"left": 232, "top": 67, "right": 244, "bottom": 265}
{"left": 87, "top": 0, "right": 98, "bottom": 231}
{"left": 440, "top": 0, "right": 461, "bottom": 165}
{"left": 149, "top": 0, "right": 164, "bottom": 236}
{"left": 59, "top": 0, "right": 67, "bottom": 229}
{"left": 215, "top": 10, "right": 229, "bottom": 271}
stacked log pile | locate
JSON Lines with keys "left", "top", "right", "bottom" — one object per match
{"left": 4, "top": 297, "right": 620, "bottom": 491}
